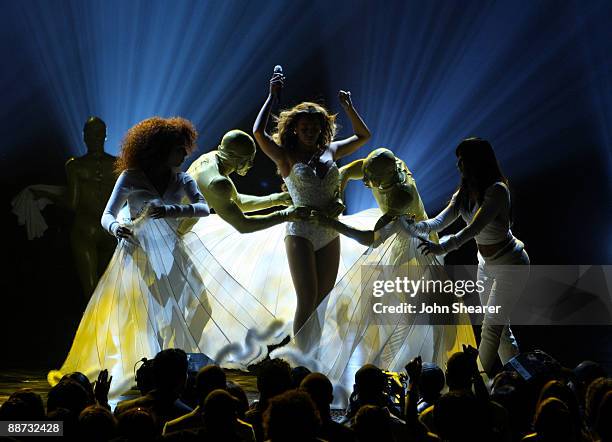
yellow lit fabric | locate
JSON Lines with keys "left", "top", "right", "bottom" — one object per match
{"left": 48, "top": 208, "right": 373, "bottom": 397}
{"left": 49, "top": 198, "right": 474, "bottom": 401}
{"left": 189, "top": 205, "right": 477, "bottom": 408}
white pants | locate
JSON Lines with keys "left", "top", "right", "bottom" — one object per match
{"left": 477, "top": 239, "right": 530, "bottom": 374}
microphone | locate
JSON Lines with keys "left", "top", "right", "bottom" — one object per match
{"left": 272, "top": 65, "right": 283, "bottom": 103}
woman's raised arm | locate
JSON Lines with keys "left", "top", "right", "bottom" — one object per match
{"left": 253, "top": 73, "right": 286, "bottom": 165}
{"left": 331, "top": 91, "right": 371, "bottom": 160}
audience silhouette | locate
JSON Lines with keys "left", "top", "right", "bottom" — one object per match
{"left": 114, "top": 349, "right": 192, "bottom": 433}
{"left": 1, "top": 346, "right": 609, "bottom": 442}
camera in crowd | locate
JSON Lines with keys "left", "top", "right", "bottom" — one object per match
{"left": 383, "top": 370, "right": 407, "bottom": 418}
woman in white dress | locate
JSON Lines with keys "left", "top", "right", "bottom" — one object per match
{"left": 48, "top": 117, "right": 281, "bottom": 395}
{"left": 253, "top": 71, "right": 371, "bottom": 346}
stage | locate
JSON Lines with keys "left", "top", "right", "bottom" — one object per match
{"left": 0, "top": 368, "right": 258, "bottom": 409}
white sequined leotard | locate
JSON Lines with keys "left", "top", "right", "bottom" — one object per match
{"left": 283, "top": 162, "right": 340, "bottom": 251}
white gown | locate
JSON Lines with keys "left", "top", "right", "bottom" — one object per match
{"left": 47, "top": 169, "right": 291, "bottom": 396}
{"left": 186, "top": 207, "right": 476, "bottom": 407}
{"left": 181, "top": 209, "right": 377, "bottom": 339}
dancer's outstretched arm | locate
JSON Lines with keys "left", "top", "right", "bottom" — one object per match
{"left": 412, "top": 191, "right": 461, "bottom": 235}
{"left": 147, "top": 174, "right": 210, "bottom": 219}
{"left": 416, "top": 184, "right": 506, "bottom": 255}
{"left": 312, "top": 212, "right": 396, "bottom": 247}
{"left": 176, "top": 187, "right": 291, "bottom": 234}
{"left": 331, "top": 91, "right": 371, "bottom": 160}
{"left": 323, "top": 217, "right": 374, "bottom": 246}
{"left": 101, "top": 171, "right": 132, "bottom": 239}
{"left": 234, "top": 191, "right": 292, "bottom": 212}
{"left": 339, "top": 159, "right": 365, "bottom": 194}
{"left": 400, "top": 191, "right": 461, "bottom": 245}
{"left": 64, "top": 158, "right": 79, "bottom": 211}
{"left": 29, "top": 159, "right": 77, "bottom": 209}
{"left": 204, "top": 177, "right": 304, "bottom": 234}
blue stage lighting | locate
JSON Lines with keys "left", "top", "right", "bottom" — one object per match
{"left": 324, "top": 0, "right": 612, "bottom": 213}
{"left": 0, "top": 0, "right": 610, "bottom": 219}
{"left": 1, "top": 0, "right": 357, "bottom": 160}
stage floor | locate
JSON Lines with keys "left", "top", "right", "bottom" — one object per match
{"left": 0, "top": 368, "right": 259, "bottom": 409}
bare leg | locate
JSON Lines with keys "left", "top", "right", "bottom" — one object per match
{"left": 314, "top": 237, "right": 340, "bottom": 305}
{"left": 285, "top": 236, "right": 318, "bottom": 335}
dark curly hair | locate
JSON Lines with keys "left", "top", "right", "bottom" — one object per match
{"left": 115, "top": 117, "right": 198, "bottom": 174}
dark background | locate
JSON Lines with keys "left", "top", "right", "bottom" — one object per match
{"left": 1, "top": 0, "right": 611, "bottom": 373}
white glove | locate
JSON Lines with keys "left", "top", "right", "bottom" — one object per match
{"left": 400, "top": 216, "right": 430, "bottom": 239}
{"left": 109, "top": 221, "right": 133, "bottom": 240}
{"left": 417, "top": 235, "right": 459, "bottom": 255}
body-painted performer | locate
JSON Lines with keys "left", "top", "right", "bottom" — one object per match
{"left": 407, "top": 138, "right": 529, "bottom": 375}
{"left": 177, "top": 129, "right": 301, "bottom": 236}
{"left": 272, "top": 148, "right": 476, "bottom": 405}
{"left": 16, "top": 117, "right": 117, "bottom": 298}
{"left": 48, "top": 118, "right": 289, "bottom": 396}
{"left": 321, "top": 148, "right": 437, "bottom": 247}
{"left": 253, "top": 70, "right": 371, "bottom": 343}
{"left": 65, "top": 117, "right": 118, "bottom": 297}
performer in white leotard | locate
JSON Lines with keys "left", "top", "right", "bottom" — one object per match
{"left": 253, "top": 70, "right": 371, "bottom": 343}
{"left": 284, "top": 161, "right": 341, "bottom": 251}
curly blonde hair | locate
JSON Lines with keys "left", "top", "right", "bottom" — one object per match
{"left": 115, "top": 117, "right": 198, "bottom": 174}
{"left": 272, "top": 102, "right": 337, "bottom": 150}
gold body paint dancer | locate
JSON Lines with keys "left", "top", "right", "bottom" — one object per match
{"left": 178, "top": 129, "right": 302, "bottom": 235}
{"left": 65, "top": 118, "right": 118, "bottom": 298}
{"left": 28, "top": 117, "right": 117, "bottom": 298}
